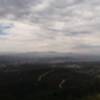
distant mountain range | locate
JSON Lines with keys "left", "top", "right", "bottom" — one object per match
{"left": 0, "top": 52, "right": 100, "bottom": 64}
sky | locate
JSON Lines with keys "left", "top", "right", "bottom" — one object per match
{"left": 0, "top": 0, "right": 100, "bottom": 54}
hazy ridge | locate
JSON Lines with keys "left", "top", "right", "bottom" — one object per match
{"left": 0, "top": 52, "right": 100, "bottom": 64}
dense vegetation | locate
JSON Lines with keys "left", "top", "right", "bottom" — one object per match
{"left": 0, "top": 62, "right": 100, "bottom": 100}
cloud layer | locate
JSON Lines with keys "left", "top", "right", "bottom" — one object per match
{"left": 0, "top": 0, "right": 100, "bottom": 54}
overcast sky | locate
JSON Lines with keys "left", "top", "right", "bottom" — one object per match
{"left": 0, "top": 0, "right": 100, "bottom": 54}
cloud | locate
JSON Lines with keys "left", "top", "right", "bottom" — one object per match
{"left": 0, "top": 23, "right": 13, "bottom": 37}
{"left": 0, "top": 0, "right": 100, "bottom": 54}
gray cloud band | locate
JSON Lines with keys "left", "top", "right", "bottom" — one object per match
{"left": 0, "top": 0, "right": 100, "bottom": 53}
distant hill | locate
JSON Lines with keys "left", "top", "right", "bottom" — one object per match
{"left": 0, "top": 52, "right": 100, "bottom": 64}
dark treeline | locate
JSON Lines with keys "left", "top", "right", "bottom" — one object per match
{"left": 0, "top": 62, "right": 100, "bottom": 100}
